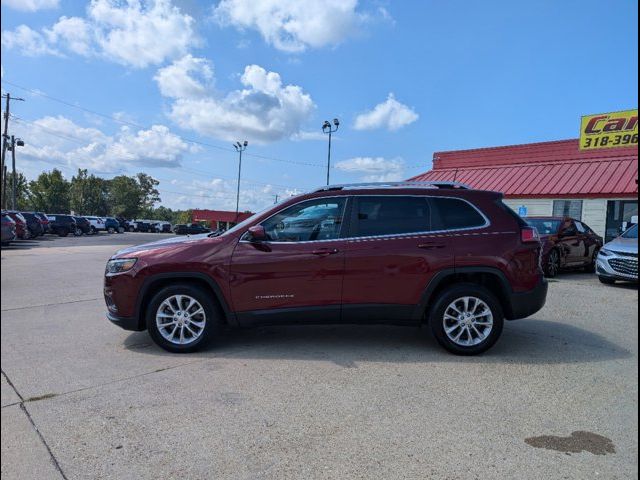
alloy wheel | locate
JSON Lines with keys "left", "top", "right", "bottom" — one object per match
{"left": 442, "top": 296, "right": 494, "bottom": 347}
{"left": 156, "top": 294, "right": 207, "bottom": 345}
{"left": 548, "top": 251, "right": 560, "bottom": 277}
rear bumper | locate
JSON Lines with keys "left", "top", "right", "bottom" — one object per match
{"left": 107, "top": 312, "right": 145, "bottom": 331}
{"left": 504, "top": 277, "right": 548, "bottom": 320}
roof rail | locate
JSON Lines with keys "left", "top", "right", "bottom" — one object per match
{"left": 313, "top": 181, "right": 472, "bottom": 193}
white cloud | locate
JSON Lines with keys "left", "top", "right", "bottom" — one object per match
{"left": 14, "top": 115, "right": 194, "bottom": 172}
{"left": 154, "top": 54, "right": 213, "bottom": 99}
{"left": 162, "top": 177, "right": 298, "bottom": 212}
{"left": 334, "top": 156, "right": 405, "bottom": 182}
{"left": 354, "top": 94, "right": 419, "bottom": 131}
{"left": 2, "top": 0, "right": 59, "bottom": 12}
{"left": 157, "top": 59, "right": 315, "bottom": 143}
{"left": 44, "top": 16, "right": 92, "bottom": 56}
{"left": 212, "top": 0, "right": 366, "bottom": 53}
{"left": 1, "top": 25, "right": 60, "bottom": 57}
{"left": 1, "top": 0, "right": 198, "bottom": 68}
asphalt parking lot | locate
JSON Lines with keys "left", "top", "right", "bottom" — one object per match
{"left": 1, "top": 234, "right": 638, "bottom": 480}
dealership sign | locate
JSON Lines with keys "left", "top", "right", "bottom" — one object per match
{"left": 579, "top": 109, "right": 638, "bottom": 150}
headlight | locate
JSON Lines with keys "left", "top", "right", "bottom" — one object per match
{"left": 106, "top": 258, "right": 137, "bottom": 275}
{"left": 599, "top": 249, "right": 613, "bottom": 257}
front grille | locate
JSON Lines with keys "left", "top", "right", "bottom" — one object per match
{"left": 608, "top": 258, "right": 639, "bottom": 278}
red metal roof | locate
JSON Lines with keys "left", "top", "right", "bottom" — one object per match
{"left": 192, "top": 209, "right": 254, "bottom": 223}
{"left": 410, "top": 139, "right": 638, "bottom": 198}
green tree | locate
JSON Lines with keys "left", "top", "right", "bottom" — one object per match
{"left": 5, "top": 171, "right": 30, "bottom": 210}
{"left": 70, "top": 169, "right": 109, "bottom": 216}
{"left": 136, "top": 173, "right": 161, "bottom": 211}
{"left": 175, "top": 209, "right": 193, "bottom": 225}
{"left": 108, "top": 175, "right": 142, "bottom": 218}
{"left": 28, "top": 169, "right": 70, "bottom": 213}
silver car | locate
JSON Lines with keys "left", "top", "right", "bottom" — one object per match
{"left": 597, "top": 224, "right": 638, "bottom": 284}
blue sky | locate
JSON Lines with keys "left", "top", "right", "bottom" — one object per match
{"left": 1, "top": 0, "right": 638, "bottom": 211}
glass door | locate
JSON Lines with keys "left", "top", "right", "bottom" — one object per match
{"left": 606, "top": 200, "right": 639, "bottom": 241}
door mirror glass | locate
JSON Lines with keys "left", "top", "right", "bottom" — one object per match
{"left": 247, "top": 225, "right": 267, "bottom": 242}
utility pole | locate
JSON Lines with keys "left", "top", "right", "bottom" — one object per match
{"left": 233, "top": 141, "right": 248, "bottom": 223}
{"left": 322, "top": 118, "right": 340, "bottom": 185}
{"left": 1, "top": 93, "right": 25, "bottom": 209}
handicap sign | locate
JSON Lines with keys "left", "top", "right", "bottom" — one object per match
{"left": 518, "top": 205, "right": 528, "bottom": 217}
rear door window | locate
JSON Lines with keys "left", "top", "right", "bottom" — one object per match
{"left": 430, "top": 197, "right": 487, "bottom": 230}
{"left": 353, "top": 196, "right": 432, "bottom": 237}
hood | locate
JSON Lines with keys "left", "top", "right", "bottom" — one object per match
{"left": 604, "top": 236, "right": 638, "bottom": 254}
{"left": 113, "top": 233, "right": 216, "bottom": 257}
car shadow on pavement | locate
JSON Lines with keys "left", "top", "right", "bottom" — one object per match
{"left": 122, "top": 318, "right": 631, "bottom": 366}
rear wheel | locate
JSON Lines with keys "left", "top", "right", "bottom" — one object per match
{"left": 545, "top": 249, "right": 560, "bottom": 278}
{"left": 90, "top": 226, "right": 97, "bottom": 235}
{"left": 74, "top": 227, "right": 83, "bottom": 236}
{"left": 146, "top": 285, "right": 221, "bottom": 353}
{"left": 128, "top": 226, "right": 135, "bottom": 232}
{"left": 107, "top": 227, "right": 115, "bottom": 234}
{"left": 429, "top": 283, "right": 504, "bottom": 355}
{"left": 117, "top": 226, "right": 125, "bottom": 234}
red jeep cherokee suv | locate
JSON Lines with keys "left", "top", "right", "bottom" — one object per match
{"left": 104, "top": 182, "right": 547, "bottom": 355}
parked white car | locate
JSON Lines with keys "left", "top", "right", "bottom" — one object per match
{"left": 84, "top": 216, "right": 105, "bottom": 234}
{"left": 597, "top": 224, "right": 638, "bottom": 285}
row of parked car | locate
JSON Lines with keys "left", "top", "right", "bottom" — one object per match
{"left": 0, "top": 211, "right": 185, "bottom": 246}
{"left": 524, "top": 215, "right": 638, "bottom": 285}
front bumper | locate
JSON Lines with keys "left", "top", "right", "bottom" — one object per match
{"left": 504, "top": 277, "right": 549, "bottom": 320}
{"left": 597, "top": 252, "right": 638, "bottom": 281}
{"left": 107, "top": 312, "right": 145, "bottom": 331}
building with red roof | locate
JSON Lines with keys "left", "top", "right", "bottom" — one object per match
{"left": 410, "top": 139, "right": 638, "bottom": 240}
{"left": 191, "top": 210, "right": 254, "bottom": 231}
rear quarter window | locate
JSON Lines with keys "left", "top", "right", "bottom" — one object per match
{"left": 430, "top": 197, "right": 487, "bottom": 230}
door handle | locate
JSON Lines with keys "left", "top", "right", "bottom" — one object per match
{"left": 312, "top": 248, "right": 339, "bottom": 256}
{"left": 418, "top": 243, "right": 446, "bottom": 250}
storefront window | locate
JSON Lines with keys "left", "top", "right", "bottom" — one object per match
{"left": 553, "top": 200, "right": 583, "bottom": 219}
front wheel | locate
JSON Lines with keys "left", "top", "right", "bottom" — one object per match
{"left": 74, "top": 227, "right": 83, "bottom": 236}
{"left": 117, "top": 226, "right": 125, "bottom": 234}
{"left": 585, "top": 248, "right": 599, "bottom": 273}
{"left": 146, "top": 285, "right": 221, "bottom": 353}
{"left": 429, "top": 283, "right": 504, "bottom": 355}
{"left": 107, "top": 227, "right": 115, "bottom": 234}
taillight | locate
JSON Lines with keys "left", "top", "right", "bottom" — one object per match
{"left": 521, "top": 226, "right": 540, "bottom": 243}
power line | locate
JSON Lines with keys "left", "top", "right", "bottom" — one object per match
{"left": 2, "top": 79, "right": 327, "bottom": 168}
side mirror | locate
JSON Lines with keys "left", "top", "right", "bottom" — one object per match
{"left": 247, "top": 225, "right": 267, "bottom": 242}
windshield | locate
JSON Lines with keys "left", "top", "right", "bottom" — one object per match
{"left": 622, "top": 224, "right": 638, "bottom": 239}
{"left": 526, "top": 218, "right": 561, "bottom": 235}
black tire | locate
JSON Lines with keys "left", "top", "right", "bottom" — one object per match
{"left": 146, "top": 284, "right": 221, "bottom": 353}
{"left": 73, "top": 227, "right": 83, "bottom": 237}
{"left": 585, "top": 248, "right": 599, "bottom": 273}
{"left": 598, "top": 276, "right": 616, "bottom": 285}
{"left": 545, "top": 249, "right": 560, "bottom": 278}
{"left": 117, "top": 226, "right": 125, "bottom": 234}
{"left": 107, "top": 227, "right": 115, "bottom": 234}
{"left": 428, "top": 283, "right": 504, "bottom": 355}
{"left": 129, "top": 226, "right": 135, "bottom": 232}
{"left": 90, "top": 226, "right": 97, "bottom": 235}
{"left": 56, "top": 227, "right": 69, "bottom": 237}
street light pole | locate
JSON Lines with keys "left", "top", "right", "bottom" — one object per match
{"left": 322, "top": 118, "right": 340, "bottom": 185}
{"left": 233, "top": 141, "right": 248, "bottom": 223}
{"left": 10, "top": 136, "right": 25, "bottom": 210}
